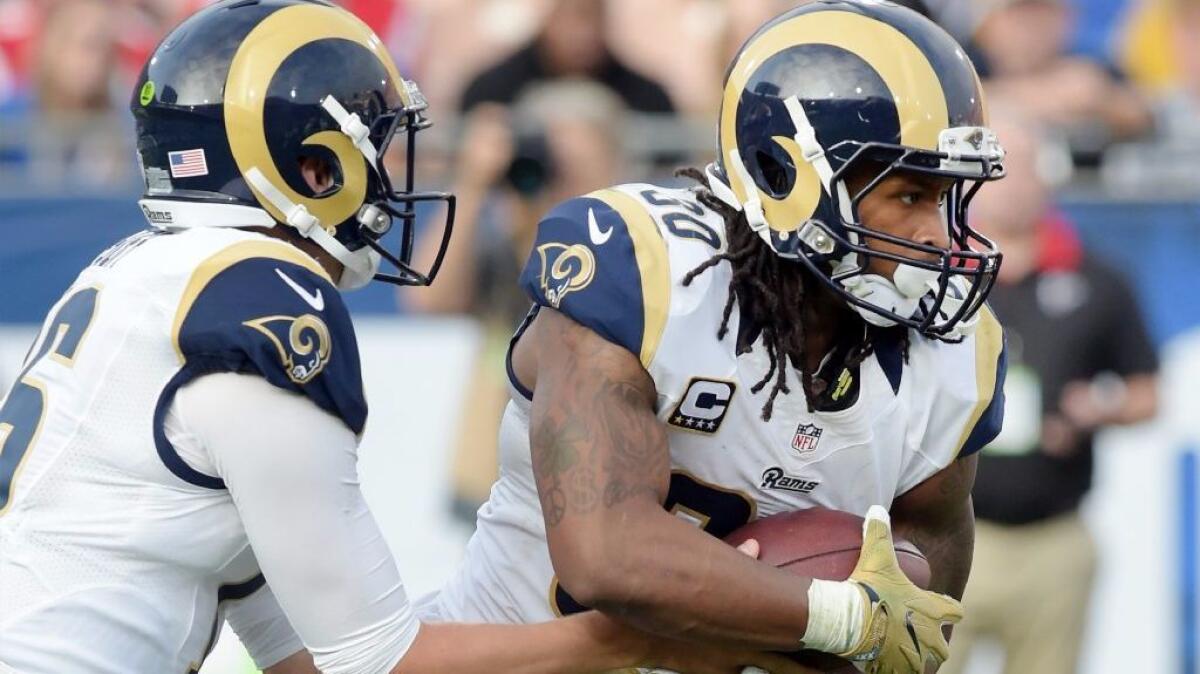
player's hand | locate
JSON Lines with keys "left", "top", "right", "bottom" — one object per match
{"left": 839, "top": 506, "right": 963, "bottom": 674}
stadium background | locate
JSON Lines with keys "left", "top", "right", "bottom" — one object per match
{"left": 0, "top": 0, "right": 1198, "bottom": 672}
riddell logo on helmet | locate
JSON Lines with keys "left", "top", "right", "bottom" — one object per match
{"left": 141, "top": 205, "right": 173, "bottom": 225}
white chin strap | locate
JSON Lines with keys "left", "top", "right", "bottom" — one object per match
{"left": 836, "top": 261, "right": 939, "bottom": 328}
{"left": 837, "top": 262, "right": 980, "bottom": 338}
{"left": 321, "top": 95, "right": 379, "bottom": 170}
{"left": 783, "top": 96, "right": 856, "bottom": 227}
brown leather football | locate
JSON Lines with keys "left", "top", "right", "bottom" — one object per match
{"left": 725, "top": 508, "right": 930, "bottom": 672}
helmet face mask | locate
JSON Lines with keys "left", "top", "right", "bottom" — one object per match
{"left": 351, "top": 89, "right": 456, "bottom": 288}
{"left": 817, "top": 139, "right": 1004, "bottom": 338}
{"left": 711, "top": 0, "right": 1006, "bottom": 340}
{"left": 131, "top": 0, "right": 454, "bottom": 290}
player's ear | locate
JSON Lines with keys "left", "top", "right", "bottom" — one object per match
{"left": 298, "top": 155, "right": 338, "bottom": 196}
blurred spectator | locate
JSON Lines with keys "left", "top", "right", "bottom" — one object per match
{"left": 1122, "top": 0, "right": 1200, "bottom": 141}
{"left": 973, "top": 0, "right": 1153, "bottom": 146}
{"left": 0, "top": 0, "right": 132, "bottom": 186}
{"left": 605, "top": 0, "right": 727, "bottom": 115}
{"left": 0, "top": 0, "right": 37, "bottom": 102}
{"left": 409, "top": 80, "right": 628, "bottom": 520}
{"left": 942, "top": 112, "right": 1160, "bottom": 674}
{"left": 458, "top": 0, "right": 675, "bottom": 115}
{"left": 0, "top": 0, "right": 186, "bottom": 107}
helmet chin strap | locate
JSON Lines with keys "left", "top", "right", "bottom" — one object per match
{"left": 782, "top": 96, "right": 855, "bottom": 228}
{"left": 244, "top": 167, "right": 380, "bottom": 291}
{"left": 788, "top": 95, "right": 972, "bottom": 331}
{"left": 320, "top": 96, "right": 380, "bottom": 172}
{"left": 835, "top": 261, "right": 940, "bottom": 328}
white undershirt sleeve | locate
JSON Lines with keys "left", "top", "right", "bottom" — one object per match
{"left": 223, "top": 585, "right": 306, "bottom": 670}
{"left": 173, "top": 372, "right": 421, "bottom": 674}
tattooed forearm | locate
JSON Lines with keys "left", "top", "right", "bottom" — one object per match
{"left": 531, "top": 414, "right": 589, "bottom": 527}
{"left": 598, "top": 379, "right": 669, "bottom": 508}
{"left": 525, "top": 309, "right": 825, "bottom": 648}
{"left": 529, "top": 311, "right": 668, "bottom": 530}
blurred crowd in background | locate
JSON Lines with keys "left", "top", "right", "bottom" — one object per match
{"left": 0, "top": 1, "right": 1195, "bottom": 673}
{"left": 3, "top": 0, "right": 1200, "bottom": 194}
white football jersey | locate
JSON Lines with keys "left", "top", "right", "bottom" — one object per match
{"left": 0, "top": 228, "right": 368, "bottom": 672}
{"left": 423, "top": 184, "right": 1005, "bottom": 624}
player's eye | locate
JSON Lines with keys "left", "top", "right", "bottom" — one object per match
{"left": 899, "top": 192, "right": 920, "bottom": 206}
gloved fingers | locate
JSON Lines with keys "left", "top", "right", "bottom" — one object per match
{"left": 853, "top": 506, "right": 900, "bottom": 576}
{"left": 909, "top": 591, "right": 964, "bottom": 624}
{"left": 916, "top": 623, "right": 952, "bottom": 664}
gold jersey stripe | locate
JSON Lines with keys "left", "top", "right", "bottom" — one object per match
{"left": 589, "top": 189, "right": 671, "bottom": 369}
{"left": 955, "top": 305, "right": 1004, "bottom": 455}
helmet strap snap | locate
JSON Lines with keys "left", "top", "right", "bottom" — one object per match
{"left": 321, "top": 95, "right": 380, "bottom": 169}
{"left": 783, "top": 96, "right": 855, "bottom": 226}
{"left": 725, "top": 148, "right": 768, "bottom": 234}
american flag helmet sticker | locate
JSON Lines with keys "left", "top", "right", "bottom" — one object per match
{"left": 168, "top": 149, "right": 209, "bottom": 178}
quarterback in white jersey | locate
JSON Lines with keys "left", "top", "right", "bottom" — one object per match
{"left": 0, "top": 228, "right": 384, "bottom": 672}
{"left": 0, "top": 2, "right": 802, "bottom": 674}
{"left": 425, "top": 2, "right": 1008, "bottom": 672}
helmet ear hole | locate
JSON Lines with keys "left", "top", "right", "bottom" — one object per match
{"left": 296, "top": 151, "right": 344, "bottom": 196}
{"left": 754, "top": 148, "right": 794, "bottom": 198}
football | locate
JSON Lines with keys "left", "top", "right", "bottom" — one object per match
{"left": 724, "top": 508, "right": 931, "bottom": 672}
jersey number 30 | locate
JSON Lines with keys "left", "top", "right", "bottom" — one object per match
{"left": 0, "top": 287, "right": 99, "bottom": 514}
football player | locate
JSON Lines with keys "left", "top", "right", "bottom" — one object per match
{"left": 421, "top": 1, "right": 1008, "bottom": 673}
{"left": 0, "top": 2, "right": 802, "bottom": 673}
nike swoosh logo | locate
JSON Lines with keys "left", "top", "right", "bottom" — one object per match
{"left": 276, "top": 268, "right": 325, "bottom": 312}
{"left": 587, "top": 208, "right": 612, "bottom": 245}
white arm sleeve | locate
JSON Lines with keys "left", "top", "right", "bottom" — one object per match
{"left": 172, "top": 373, "right": 421, "bottom": 674}
{"left": 223, "top": 585, "right": 305, "bottom": 670}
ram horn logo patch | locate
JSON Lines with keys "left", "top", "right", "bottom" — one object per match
{"left": 536, "top": 242, "right": 596, "bottom": 308}
{"left": 244, "top": 314, "right": 332, "bottom": 384}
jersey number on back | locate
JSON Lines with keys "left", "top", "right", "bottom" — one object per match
{"left": 640, "top": 189, "right": 722, "bottom": 250}
{"left": 551, "top": 471, "right": 754, "bottom": 615}
{"left": 0, "top": 287, "right": 99, "bottom": 514}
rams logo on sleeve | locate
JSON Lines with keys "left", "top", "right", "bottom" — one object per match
{"left": 243, "top": 314, "right": 332, "bottom": 384}
{"left": 536, "top": 243, "right": 596, "bottom": 309}
{"left": 520, "top": 190, "right": 670, "bottom": 368}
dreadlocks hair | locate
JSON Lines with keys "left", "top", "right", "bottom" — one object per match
{"left": 676, "top": 167, "right": 906, "bottom": 421}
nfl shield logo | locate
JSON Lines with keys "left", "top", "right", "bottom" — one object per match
{"left": 792, "top": 423, "right": 823, "bottom": 454}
